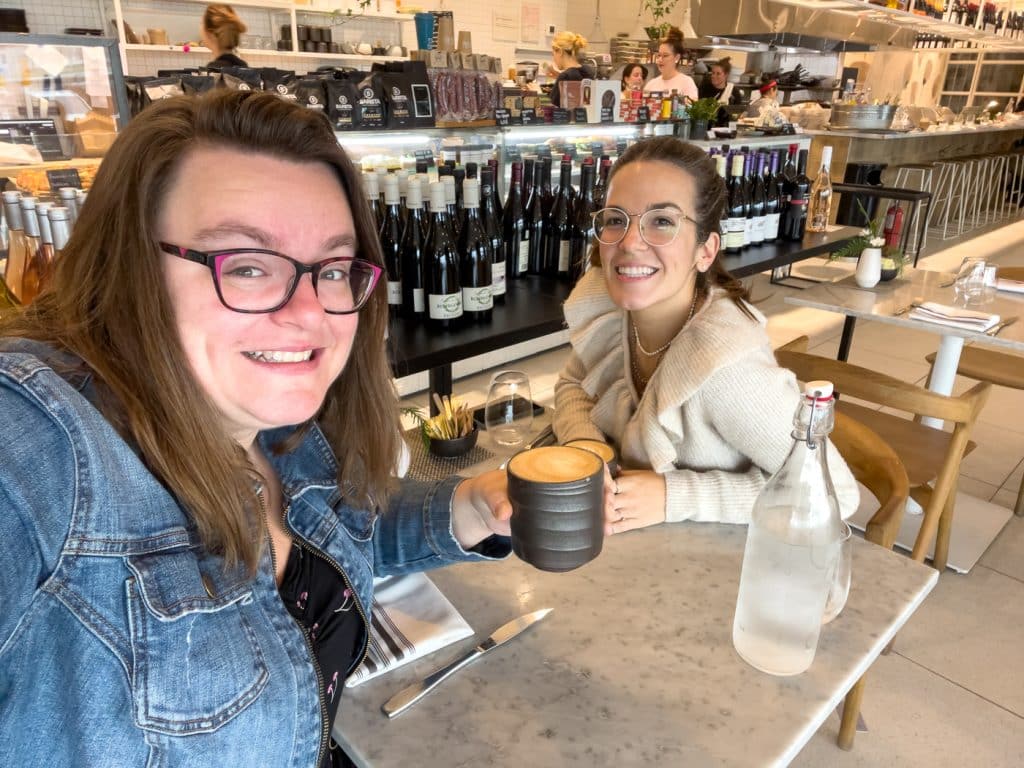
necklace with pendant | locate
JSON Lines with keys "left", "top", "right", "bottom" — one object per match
{"left": 629, "top": 287, "right": 702, "bottom": 393}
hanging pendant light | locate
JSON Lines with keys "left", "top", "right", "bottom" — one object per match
{"left": 588, "top": 0, "right": 608, "bottom": 44}
{"left": 629, "top": 0, "right": 650, "bottom": 41}
{"left": 679, "top": 0, "right": 699, "bottom": 41}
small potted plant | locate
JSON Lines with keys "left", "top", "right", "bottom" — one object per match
{"left": 686, "top": 97, "right": 722, "bottom": 140}
{"left": 643, "top": 0, "right": 679, "bottom": 40}
{"left": 403, "top": 394, "right": 479, "bottom": 458}
{"left": 829, "top": 200, "right": 907, "bottom": 287}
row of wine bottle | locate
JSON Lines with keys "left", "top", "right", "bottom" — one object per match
{"left": 365, "top": 154, "right": 611, "bottom": 329}
{"left": 2, "top": 188, "right": 81, "bottom": 308}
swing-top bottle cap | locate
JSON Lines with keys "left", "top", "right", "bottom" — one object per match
{"left": 804, "top": 381, "right": 834, "bottom": 400}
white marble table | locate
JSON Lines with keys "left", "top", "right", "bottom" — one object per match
{"left": 333, "top": 524, "right": 937, "bottom": 767}
{"left": 785, "top": 268, "right": 1022, "bottom": 571}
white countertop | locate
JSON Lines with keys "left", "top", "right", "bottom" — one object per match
{"left": 805, "top": 120, "right": 1024, "bottom": 140}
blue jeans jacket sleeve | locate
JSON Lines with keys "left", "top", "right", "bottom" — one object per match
{"left": 372, "top": 476, "right": 511, "bottom": 576}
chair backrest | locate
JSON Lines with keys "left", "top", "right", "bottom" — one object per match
{"left": 998, "top": 266, "right": 1024, "bottom": 282}
{"left": 831, "top": 411, "right": 909, "bottom": 550}
{"left": 774, "top": 336, "right": 989, "bottom": 427}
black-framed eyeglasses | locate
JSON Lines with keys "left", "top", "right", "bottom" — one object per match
{"left": 160, "top": 243, "right": 382, "bottom": 315}
{"left": 591, "top": 207, "right": 695, "bottom": 247}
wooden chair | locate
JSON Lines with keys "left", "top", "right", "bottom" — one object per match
{"left": 776, "top": 336, "right": 991, "bottom": 571}
{"left": 829, "top": 410, "right": 911, "bottom": 750}
{"left": 925, "top": 266, "right": 1024, "bottom": 517}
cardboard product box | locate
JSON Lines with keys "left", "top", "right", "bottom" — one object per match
{"left": 558, "top": 81, "right": 584, "bottom": 111}
{"left": 583, "top": 79, "right": 620, "bottom": 124}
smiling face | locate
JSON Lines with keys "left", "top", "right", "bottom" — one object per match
{"left": 624, "top": 65, "right": 645, "bottom": 90}
{"left": 655, "top": 45, "right": 679, "bottom": 77}
{"left": 600, "top": 160, "right": 717, "bottom": 324}
{"left": 159, "top": 146, "right": 360, "bottom": 445}
{"left": 710, "top": 65, "right": 727, "bottom": 89}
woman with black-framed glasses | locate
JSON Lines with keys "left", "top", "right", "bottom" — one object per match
{"left": 0, "top": 90, "right": 527, "bottom": 768}
{"left": 553, "top": 136, "right": 860, "bottom": 536}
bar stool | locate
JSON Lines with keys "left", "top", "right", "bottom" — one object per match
{"left": 892, "top": 163, "right": 934, "bottom": 255}
{"left": 1002, "top": 149, "right": 1024, "bottom": 216}
{"left": 928, "top": 159, "right": 970, "bottom": 239}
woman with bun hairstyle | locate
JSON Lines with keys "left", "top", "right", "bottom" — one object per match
{"left": 698, "top": 57, "right": 742, "bottom": 106}
{"left": 643, "top": 26, "right": 697, "bottom": 102}
{"left": 549, "top": 31, "right": 595, "bottom": 107}
{"left": 201, "top": 3, "right": 249, "bottom": 68}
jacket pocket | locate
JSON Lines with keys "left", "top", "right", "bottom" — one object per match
{"left": 125, "top": 550, "right": 269, "bottom": 735}
{"left": 329, "top": 488, "right": 377, "bottom": 542}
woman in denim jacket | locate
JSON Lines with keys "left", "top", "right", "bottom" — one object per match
{"left": 0, "top": 90, "right": 518, "bottom": 767}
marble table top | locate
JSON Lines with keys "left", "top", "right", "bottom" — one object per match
{"left": 333, "top": 523, "right": 937, "bottom": 767}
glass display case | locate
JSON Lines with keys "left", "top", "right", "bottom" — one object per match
{"left": 0, "top": 33, "right": 128, "bottom": 196}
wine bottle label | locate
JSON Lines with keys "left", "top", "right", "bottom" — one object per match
{"left": 517, "top": 239, "right": 529, "bottom": 273}
{"left": 724, "top": 218, "right": 745, "bottom": 250}
{"left": 463, "top": 285, "right": 494, "bottom": 311}
{"left": 751, "top": 216, "right": 765, "bottom": 244}
{"left": 557, "top": 240, "right": 570, "bottom": 273}
{"left": 492, "top": 261, "right": 507, "bottom": 295}
{"left": 387, "top": 280, "right": 402, "bottom": 305}
{"left": 412, "top": 288, "right": 425, "bottom": 313}
{"left": 765, "top": 213, "right": 781, "bottom": 241}
{"left": 743, "top": 216, "right": 753, "bottom": 247}
{"left": 428, "top": 292, "right": 463, "bottom": 320}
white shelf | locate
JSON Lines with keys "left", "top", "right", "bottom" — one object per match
{"left": 290, "top": 8, "right": 414, "bottom": 23}
{"left": 123, "top": 43, "right": 408, "bottom": 63}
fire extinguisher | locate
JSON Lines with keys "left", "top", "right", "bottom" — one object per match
{"left": 883, "top": 202, "right": 903, "bottom": 249}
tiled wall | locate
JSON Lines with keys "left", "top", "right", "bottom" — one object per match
{"left": 0, "top": 0, "right": 105, "bottom": 35}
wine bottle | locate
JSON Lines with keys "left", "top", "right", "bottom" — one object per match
{"left": 363, "top": 172, "right": 382, "bottom": 234}
{"left": 763, "top": 150, "right": 782, "bottom": 243}
{"left": 57, "top": 186, "right": 79, "bottom": 227}
{"left": 441, "top": 175, "right": 460, "bottom": 240}
{"left": 486, "top": 158, "right": 503, "bottom": 221}
{"left": 715, "top": 153, "right": 728, "bottom": 245}
{"left": 806, "top": 145, "right": 833, "bottom": 233}
{"left": 544, "top": 157, "right": 573, "bottom": 280}
{"left": 593, "top": 155, "right": 612, "bottom": 210}
{"left": 2, "top": 190, "right": 25, "bottom": 303}
{"left": 741, "top": 152, "right": 754, "bottom": 249}
{"left": 19, "top": 198, "right": 43, "bottom": 304}
{"left": 539, "top": 155, "right": 554, "bottom": 219}
{"left": 525, "top": 160, "right": 545, "bottom": 275}
{"left": 569, "top": 159, "right": 596, "bottom": 286}
{"left": 502, "top": 160, "right": 528, "bottom": 281}
{"left": 522, "top": 157, "right": 536, "bottom": 213}
{"left": 458, "top": 178, "right": 493, "bottom": 324}
{"left": 479, "top": 166, "right": 505, "bottom": 304}
{"left": 425, "top": 181, "right": 463, "bottom": 329}
{"left": 724, "top": 154, "right": 747, "bottom": 254}
{"left": 397, "top": 169, "right": 410, "bottom": 229}
{"left": 749, "top": 154, "right": 767, "bottom": 247}
{"left": 400, "top": 176, "right": 428, "bottom": 319}
{"left": 782, "top": 149, "right": 811, "bottom": 241}
{"left": 380, "top": 174, "right": 403, "bottom": 316}
{"left": 778, "top": 144, "right": 799, "bottom": 238}
{"left": 48, "top": 206, "right": 72, "bottom": 255}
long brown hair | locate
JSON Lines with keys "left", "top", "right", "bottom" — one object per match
{"left": 203, "top": 3, "right": 247, "bottom": 52}
{"left": 0, "top": 89, "right": 399, "bottom": 572}
{"left": 595, "top": 136, "right": 753, "bottom": 319}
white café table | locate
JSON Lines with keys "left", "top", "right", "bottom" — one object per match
{"left": 785, "top": 268, "right": 1024, "bottom": 571}
{"left": 333, "top": 520, "right": 937, "bottom": 767}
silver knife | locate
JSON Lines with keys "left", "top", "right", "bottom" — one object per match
{"left": 381, "top": 608, "right": 552, "bottom": 718}
{"left": 986, "top": 316, "right": 1018, "bottom": 336}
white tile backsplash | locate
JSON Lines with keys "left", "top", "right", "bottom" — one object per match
{"left": 0, "top": 0, "right": 106, "bottom": 35}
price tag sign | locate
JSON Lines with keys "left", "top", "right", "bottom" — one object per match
{"left": 551, "top": 108, "right": 570, "bottom": 125}
{"left": 572, "top": 107, "right": 589, "bottom": 124}
{"left": 600, "top": 106, "right": 614, "bottom": 123}
{"left": 520, "top": 108, "right": 536, "bottom": 125}
{"left": 414, "top": 148, "right": 434, "bottom": 164}
{"left": 493, "top": 108, "right": 511, "bottom": 126}
{"left": 637, "top": 106, "right": 651, "bottom": 124}
{"left": 45, "top": 168, "right": 82, "bottom": 190}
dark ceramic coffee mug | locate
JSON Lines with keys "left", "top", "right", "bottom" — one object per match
{"left": 564, "top": 438, "right": 620, "bottom": 478}
{"left": 506, "top": 445, "right": 605, "bottom": 572}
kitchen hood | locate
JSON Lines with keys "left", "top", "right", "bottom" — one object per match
{"left": 695, "top": 0, "right": 917, "bottom": 53}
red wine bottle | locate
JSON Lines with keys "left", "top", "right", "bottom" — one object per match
{"left": 400, "top": 176, "right": 428, "bottom": 319}
{"left": 569, "top": 159, "right": 596, "bottom": 286}
{"left": 426, "top": 181, "right": 463, "bottom": 330}
{"left": 525, "top": 160, "right": 545, "bottom": 275}
{"left": 458, "top": 178, "right": 493, "bottom": 323}
{"left": 724, "top": 154, "right": 747, "bottom": 254}
{"left": 593, "top": 155, "right": 612, "bottom": 209}
{"left": 380, "top": 174, "right": 403, "bottom": 316}
{"left": 479, "top": 166, "right": 505, "bottom": 304}
{"left": 544, "top": 157, "right": 573, "bottom": 280}
{"left": 502, "top": 160, "right": 527, "bottom": 281}
{"left": 782, "top": 149, "right": 810, "bottom": 242}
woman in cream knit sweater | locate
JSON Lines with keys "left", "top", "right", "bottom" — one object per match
{"left": 553, "top": 137, "right": 859, "bottom": 533}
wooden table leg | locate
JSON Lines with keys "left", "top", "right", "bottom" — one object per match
{"left": 838, "top": 674, "right": 868, "bottom": 751}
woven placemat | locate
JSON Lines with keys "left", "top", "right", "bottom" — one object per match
{"left": 403, "top": 428, "right": 496, "bottom": 482}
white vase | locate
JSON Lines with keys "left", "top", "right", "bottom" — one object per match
{"left": 855, "top": 247, "right": 882, "bottom": 288}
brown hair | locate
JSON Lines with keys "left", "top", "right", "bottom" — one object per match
{"left": 712, "top": 57, "right": 732, "bottom": 76}
{"left": 203, "top": 3, "right": 247, "bottom": 52}
{"left": 620, "top": 63, "right": 648, "bottom": 91}
{"left": 659, "top": 26, "right": 686, "bottom": 63}
{"left": 0, "top": 89, "right": 399, "bottom": 572}
{"left": 596, "top": 136, "right": 753, "bottom": 319}
{"left": 552, "top": 30, "right": 587, "bottom": 59}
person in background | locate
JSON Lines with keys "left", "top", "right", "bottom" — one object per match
{"left": 549, "top": 30, "right": 594, "bottom": 108}
{"left": 698, "top": 57, "right": 742, "bottom": 106}
{"left": 0, "top": 89, "right": 522, "bottom": 767}
{"left": 620, "top": 62, "right": 648, "bottom": 98}
{"left": 643, "top": 26, "right": 698, "bottom": 103}
{"left": 552, "top": 137, "right": 859, "bottom": 534}
{"left": 201, "top": 3, "right": 248, "bottom": 68}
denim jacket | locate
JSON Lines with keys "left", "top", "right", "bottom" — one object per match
{"left": 0, "top": 340, "right": 508, "bottom": 766}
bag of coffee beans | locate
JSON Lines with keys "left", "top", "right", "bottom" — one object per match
{"left": 295, "top": 78, "right": 326, "bottom": 112}
{"left": 353, "top": 71, "right": 385, "bottom": 129}
{"left": 219, "top": 66, "right": 261, "bottom": 91}
{"left": 325, "top": 76, "right": 359, "bottom": 131}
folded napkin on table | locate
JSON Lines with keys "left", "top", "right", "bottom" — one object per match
{"left": 997, "top": 277, "right": 1024, "bottom": 294}
{"left": 345, "top": 572, "right": 473, "bottom": 687}
{"left": 907, "top": 302, "right": 1000, "bottom": 332}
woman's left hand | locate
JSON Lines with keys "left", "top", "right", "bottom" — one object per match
{"left": 451, "top": 470, "right": 513, "bottom": 548}
{"left": 606, "top": 469, "right": 666, "bottom": 535}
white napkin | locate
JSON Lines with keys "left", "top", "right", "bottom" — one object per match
{"left": 908, "top": 302, "right": 1000, "bottom": 332}
{"left": 997, "top": 277, "right": 1024, "bottom": 294}
{"left": 345, "top": 572, "right": 473, "bottom": 687}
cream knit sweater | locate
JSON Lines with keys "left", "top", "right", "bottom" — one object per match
{"left": 553, "top": 270, "right": 860, "bottom": 524}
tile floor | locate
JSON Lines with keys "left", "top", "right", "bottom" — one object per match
{"left": 396, "top": 220, "right": 1024, "bottom": 766}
